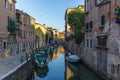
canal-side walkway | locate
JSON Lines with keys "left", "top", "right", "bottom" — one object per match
{"left": 0, "top": 46, "right": 48, "bottom": 79}
{"left": 0, "top": 52, "right": 27, "bottom": 78}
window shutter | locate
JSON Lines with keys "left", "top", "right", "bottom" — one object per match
{"left": 117, "top": 7, "right": 120, "bottom": 17}
{"left": 90, "top": 21, "right": 93, "bottom": 29}
{"left": 8, "top": 16, "right": 10, "bottom": 26}
{"left": 86, "top": 23, "right": 89, "bottom": 32}
{"left": 101, "top": 15, "right": 105, "bottom": 26}
{"left": 90, "top": 39, "right": 92, "bottom": 48}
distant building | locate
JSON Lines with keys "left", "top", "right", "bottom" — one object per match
{"left": 35, "top": 23, "right": 48, "bottom": 47}
{"left": 47, "top": 27, "right": 54, "bottom": 44}
{"left": 0, "top": 0, "right": 16, "bottom": 56}
{"left": 52, "top": 28, "right": 59, "bottom": 41}
{"left": 58, "top": 32, "right": 65, "bottom": 41}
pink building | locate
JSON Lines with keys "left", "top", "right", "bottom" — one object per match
{"left": 0, "top": 0, "right": 16, "bottom": 57}
{"left": 85, "top": 0, "right": 120, "bottom": 79}
{"left": 16, "top": 9, "right": 35, "bottom": 54}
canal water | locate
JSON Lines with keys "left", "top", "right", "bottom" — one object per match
{"left": 33, "top": 46, "right": 106, "bottom": 80}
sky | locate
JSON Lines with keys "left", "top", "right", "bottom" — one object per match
{"left": 16, "top": 0, "right": 84, "bottom": 32}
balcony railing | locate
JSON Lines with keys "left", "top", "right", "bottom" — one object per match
{"left": 7, "top": 19, "right": 16, "bottom": 35}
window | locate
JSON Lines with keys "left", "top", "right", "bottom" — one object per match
{"left": 25, "top": 17, "right": 30, "bottom": 24}
{"left": 101, "top": 15, "right": 105, "bottom": 26}
{"left": 97, "top": 35, "right": 108, "bottom": 49}
{"left": 85, "top": 0, "right": 90, "bottom": 12}
{"left": 89, "top": 21, "right": 93, "bottom": 30}
{"left": 7, "top": 16, "right": 10, "bottom": 26}
{"left": 111, "top": 64, "right": 114, "bottom": 74}
{"left": 90, "top": 39, "right": 92, "bottom": 48}
{"left": 23, "top": 30, "right": 25, "bottom": 38}
{"left": 3, "top": 41, "right": 7, "bottom": 49}
{"left": 85, "top": 23, "right": 89, "bottom": 32}
{"left": 100, "top": 15, "right": 105, "bottom": 28}
{"left": 17, "top": 28, "right": 20, "bottom": 37}
{"left": 20, "top": 29, "right": 22, "bottom": 38}
{"left": 86, "top": 39, "right": 89, "bottom": 47}
{"left": 10, "top": 4, "right": 12, "bottom": 11}
{"left": 85, "top": 21, "right": 93, "bottom": 32}
{"left": 5, "top": 0, "right": 7, "bottom": 8}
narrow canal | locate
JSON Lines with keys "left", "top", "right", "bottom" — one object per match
{"left": 33, "top": 46, "right": 106, "bottom": 80}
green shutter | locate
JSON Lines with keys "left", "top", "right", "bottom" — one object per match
{"left": 90, "top": 21, "right": 93, "bottom": 29}
{"left": 101, "top": 15, "right": 105, "bottom": 26}
{"left": 117, "top": 8, "right": 120, "bottom": 17}
{"left": 8, "top": 16, "right": 10, "bottom": 26}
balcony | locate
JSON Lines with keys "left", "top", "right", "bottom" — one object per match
{"left": 96, "top": 46, "right": 108, "bottom": 50}
{"left": 7, "top": 19, "right": 16, "bottom": 35}
{"left": 16, "top": 20, "right": 22, "bottom": 27}
{"left": 96, "top": 34, "right": 108, "bottom": 50}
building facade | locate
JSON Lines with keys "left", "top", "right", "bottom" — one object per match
{"left": 47, "top": 27, "right": 54, "bottom": 44}
{"left": 16, "top": 9, "right": 35, "bottom": 55}
{"left": 0, "top": 0, "right": 16, "bottom": 57}
{"left": 85, "top": 0, "right": 120, "bottom": 79}
{"left": 58, "top": 32, "right": 65, "bottom": 44}
{"left": 35, "top": 23, "right": 48, "bottom": 48}
{"left": 52, "top": 28, "right": 59, "bottom": 41}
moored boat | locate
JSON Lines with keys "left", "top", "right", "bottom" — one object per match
{"left": 34, "top": 53, "right": 49, "bottom": 68}
{"left": 65, "top": 54, "right": 80, "bottom": 63}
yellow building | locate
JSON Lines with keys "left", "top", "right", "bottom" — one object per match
{"left": 47, "top": 27, "right": 53, "bottom": 44}
{"left": 58, "top": 32, "right": 64, "bottom": 40}
{"left": 52, "top": 28, "right": 59, "bottom": 41}
{"left": 35, "top": 23, "right": 48, "bottom": 47}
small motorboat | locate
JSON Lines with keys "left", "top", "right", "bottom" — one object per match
{"left": 34, "top": 53, "right": 49, "bottom": 68}
{"left": 44, "top": 47, "right": 50, "bottom": 54}
{"left": 65, "top": 54, "right": 80, "bottom": 62}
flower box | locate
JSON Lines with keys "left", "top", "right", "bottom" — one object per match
{"left": 115, "top": 19, "right": 120, "bottom": 24}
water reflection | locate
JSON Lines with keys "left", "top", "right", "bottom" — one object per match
{"left": 34, "top": 66, "right": 49, "bottom": 78}
{"left": 47, "top": 51, "right": 53, "bottom": 62}
{"left": 34, "top": 46, "right": 106, "bottom": 80}
{"left": 65, "top": 61, "right": 80, "bottom": 80}
{"left": 65, "top": 60, "right": 106, "bottom": 80}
